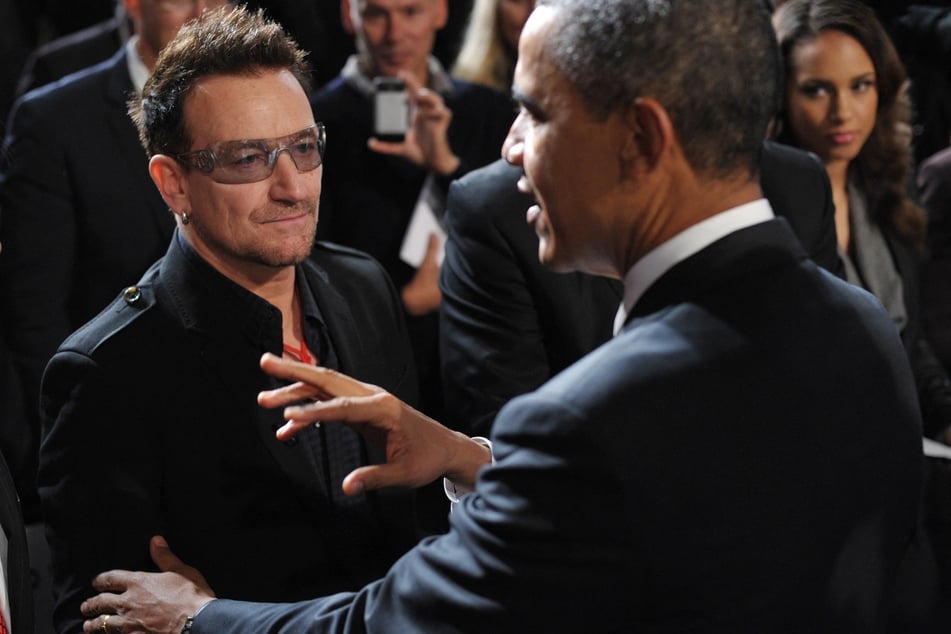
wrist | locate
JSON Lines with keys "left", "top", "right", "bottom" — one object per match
{"left": 431, "top": 152, "right": 460, "bottom": 177}
{"left": 182, "top": 598, "right": 216, "bottom": 633}
{"left": 444, "top": 432, "right": 492, "bottom": 487}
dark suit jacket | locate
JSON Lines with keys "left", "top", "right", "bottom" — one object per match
{"left": 0, "top": 47, "right": 172, "bottom": 520}
{"left": 193, "top": 219, "right": 923, "bottom": 633}
{"left": 439, "top": 143, "right": 840, "bottom": 435}
{"left": 38, "top": 235, "right": 420, "bottom": 633}
{"left": 13, "top": 16, "right": 121, "bottom": 100}
{"left": 877, "top": 201, "right": 951, "bottom": 442}
{"left": 919, "top": 146, "right": 951, "bottom": 375}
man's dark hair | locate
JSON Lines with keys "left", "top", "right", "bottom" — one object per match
{"left": 129, "top": 5, "right": 311, "bottom": 157}
{"left": 536, "top": 0, "right": 780, "bottom": 177}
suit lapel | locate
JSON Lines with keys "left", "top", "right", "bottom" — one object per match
{"left": 301, "top": 264, "right": 390, "bottom": 468}
{"left": 303, "top": 263, "right": 366, "bottom": 376}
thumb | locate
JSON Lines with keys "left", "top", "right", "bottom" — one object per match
{"left": 149, "top": 535, "right": 186, "bottom": 573}
{"left": 342, "top": 463, "right": 410, "bottom": 495}
{"left": 422, "top": 233, "right": 443, "bottom": 268}
{"left": 426, "top": 233, "right": 440, "bottom": 255}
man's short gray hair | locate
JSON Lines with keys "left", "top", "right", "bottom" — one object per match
{"left": 536, "top": 0, "right": 780, "bottom": 176}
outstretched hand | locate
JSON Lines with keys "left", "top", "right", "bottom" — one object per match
{"left": 81, "top": 536, "right": 215, "bottom": 634}
{"left": 258, "top": 353, "right": 490, "bottom": 493}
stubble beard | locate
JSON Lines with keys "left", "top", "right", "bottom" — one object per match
{"left": 190, "top": 202, "right": 319, "bottom": 270}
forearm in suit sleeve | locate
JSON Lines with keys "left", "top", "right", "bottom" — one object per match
{"left": 193, "top": 395, "right": 635, "bottom": 633}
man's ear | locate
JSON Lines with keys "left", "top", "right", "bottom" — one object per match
{"left": 433, "top": 0, "right": 449, "bottom": 30}
{"left": 341, "top": 0, "right": 355, "bottom": 35}
{"left": 620, "top": 98, "right": 675, "bottom": 174}
{"left": 124, "top": 0, "right": 141, "bottom": 21}
{"left": 149, "top": 155, "right": 190, "bottom": 222}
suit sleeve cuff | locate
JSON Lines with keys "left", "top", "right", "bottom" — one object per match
{"left": 443, "top": 436, "right": 493, "bottom": 508}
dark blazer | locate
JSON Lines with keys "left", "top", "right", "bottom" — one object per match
{"left": 0, "top": 47, "right": 172, "bottom": 520}
{"left": 193, "top": 219, "right": 923, "bottom": 633}
{"left": 439, "top": 142, "right": 840, "bottom": 435}
{"left": 13, "top": 16, "right": 122, "bottom": 100}
{"left": 38, "top": 235, "right": 420, "bottom": 633}
{"left": 879, "top": 207, "right": 951, "bottom": 442}
{"left": 919, "top": 146, "right": 951, "bottom": 375}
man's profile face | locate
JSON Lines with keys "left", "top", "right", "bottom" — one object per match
{"left": 343, "top": 0, "right": 447, "bottom": 83}
{"left": 505, "top": 6, "right": 626, "bottom": 275}
{"left": 176, "top": 69, "right": 321, "bottom": 276}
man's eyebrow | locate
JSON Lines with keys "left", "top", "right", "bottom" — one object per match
{"left": 511, "top": 88, "right": 542, "bottom": 115}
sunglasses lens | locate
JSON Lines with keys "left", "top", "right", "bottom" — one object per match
{"left": 181, "top": 124, "right": 325, "bottom": 184}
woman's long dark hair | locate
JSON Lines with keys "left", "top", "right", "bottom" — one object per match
{"left": 773, "top": 0, "right": 926, "bottom": 250}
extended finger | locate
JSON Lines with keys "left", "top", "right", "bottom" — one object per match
{"left": 398, "top": 69, "right": 424, "bottom": 96}
{"left": 80, "top": 592, "right": 122, "bottom": 618}
{"left": 257, "top": 381, "right": 329, "bottom": 408}
{"left": 260, "top": 354, "right": 377, "bottom": 397}
{"left": 276, "top": 393, "right": 395, "bottom": 439}
{"left": 149, "top": 535, "right": 187, "bottom": 573}
{"left": 342, "top": 461, "right": 426, "bottom": 495}
{"left": 411, "top": 87, "right": 444, "bottom": 109}
{"left": 90, "top": 569, "right": 134, "bottom": 593}
{"left": 343, "top": 464, "right": 391, "bottom": 495}
{"left": 83, "top": 613, "right": 125, "bottom": 634}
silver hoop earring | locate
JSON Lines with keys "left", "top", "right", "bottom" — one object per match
{"left": 181, "top": 210, "right": 190, "bottom": 225}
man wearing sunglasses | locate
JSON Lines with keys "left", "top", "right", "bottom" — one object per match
{"left": 37, "top": 7, "right": 422, "bottom": 633}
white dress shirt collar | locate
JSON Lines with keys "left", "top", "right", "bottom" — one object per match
{"left": 125, "top": 35, "right": 150, "bottom": 94}
{"left": 612, "top": 199, "right": 775, "bottom": 335}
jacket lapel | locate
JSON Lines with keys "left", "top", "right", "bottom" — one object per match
{"left": 627, "top": 218, "right": 807, "bottom": 324}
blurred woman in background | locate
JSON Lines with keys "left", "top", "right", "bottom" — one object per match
{"left": 452, "top": 0, "right": 534, "bottom": 91}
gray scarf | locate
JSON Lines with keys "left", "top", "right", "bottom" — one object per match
{"left": 840, "top": 182, "right": 907, "bottom": 332}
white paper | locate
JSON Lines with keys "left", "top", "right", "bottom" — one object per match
{"left": 923, "top": 437, "right": 951, "bottom": 460}
{"left": 400, "top": 189, "right": 446, "bottom": 268}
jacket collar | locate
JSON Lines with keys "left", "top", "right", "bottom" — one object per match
{"left": 624, "top": 217, "right": 807, "bottom": 326}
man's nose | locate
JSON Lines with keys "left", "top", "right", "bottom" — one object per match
{"left": 502, "top": 113, "right": 526, "bottom": 164}
{"left": 269, "top": 151, "right": 309, "bottom": 200}
{"left": 386, "top": 14, "right": 407, "bottom": 41}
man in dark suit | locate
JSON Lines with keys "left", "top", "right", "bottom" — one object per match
{"left": 0, "top": 0, "right": 230, "bottom": 526}
{"left": 310, "top": 0, "right": 514, "bottom": 420}
{"left": 440, "top": 142, "right": 841, "bottom": 436}
{"left": 80, "top": 1, "right": 924, "bottom": 631}
{"left": 38, "top": 8, "right": 421, "bottom": 633}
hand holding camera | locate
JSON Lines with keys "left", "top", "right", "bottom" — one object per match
{"left": 370, "top": 71, "right": 460, "bottom": 176}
